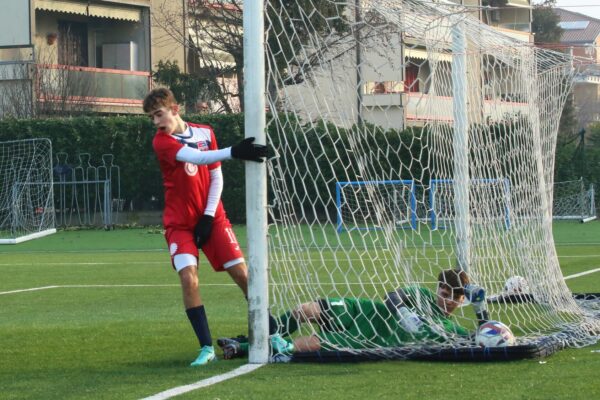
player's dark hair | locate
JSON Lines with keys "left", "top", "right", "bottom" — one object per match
{"left": 143, "top": 87, "right": 177, "bottom": 113}
{"left": 437, "top": 269, "right": 469, "bottom": 297}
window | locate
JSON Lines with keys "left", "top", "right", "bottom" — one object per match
{"left": 58, "top": 21, "right": 88, "bottom": 67}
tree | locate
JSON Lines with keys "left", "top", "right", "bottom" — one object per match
{"left": 152, "top": 60, "right": 220, "bottom": 114}
{"left": 152, "top": 0, "right": 350, "bottom": 112}
{"left": 531, "top": 4, "right": 575, "bottom": 140}
{"left": 532, "top": 0, "right": 563, "bottom": 45}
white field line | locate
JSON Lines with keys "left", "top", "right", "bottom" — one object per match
{"left": 3, "top": 266, "right": 600, "bottom": 297}
{"left": 564, "top": 267, "right": 600, "bottom": 280}
{"left": 0, "top": 285, "right": 60, "bottom": 295}
{"left": 1, "top": 249, "right": 166, "bottom": 254}
{"left": 0, "top": 284, "right": 233, "bottom": 295}
{"left": 0, "top": 261, "right": 166, "bottom": 266}
{"left": 140, "top": 364, "right": 264, "bottom": 400}
{"left": 2, "top": 241, "right": 599, "bottom": 255}
{"left": 1, "top": 253, "right": 597, "bottom": 268}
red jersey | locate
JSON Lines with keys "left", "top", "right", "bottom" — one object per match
{"left": 153, "top": 122, "right": 226, "bottom": 230}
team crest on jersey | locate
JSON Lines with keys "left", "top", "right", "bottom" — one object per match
{"left": 184, "top": 162, "right": 198, "bottom": 176}
{"left": 195, "top": 140, "right": 210, "bottom": 151}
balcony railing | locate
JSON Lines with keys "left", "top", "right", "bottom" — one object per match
{"left": 36, "top": 64, "right": 151, "bottom": 107}
{"left": 363, "top": 92, "right": 530, "bottom": 124}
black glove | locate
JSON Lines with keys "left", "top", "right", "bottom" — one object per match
{"left": 231, "top": 137, "right": 267, "bottom": 162}
{"left": 384, "top": 288, "right": 411, "bottom": 313}
{"left": 194, "top": 214, "right": 214, "bottom": 248}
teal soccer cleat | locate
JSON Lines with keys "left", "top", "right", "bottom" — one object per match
{"left": 270, "top": 334, "right": 294, "bottom": 355}
{"left": 190, "top": 345, "right": 216, "bottom": 367}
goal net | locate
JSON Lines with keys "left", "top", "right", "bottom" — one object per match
{"left": 553, "top": 179, "right": 596, "bottom": 223}
{"left": 0, "top": 138, "right": 56, "bottom": 244}
{"left": 263, "top": 0, "right": 600, "bottom": 359}
{"left": 336, "top": 180, "right": 416, "bottom": 232}
{"left": 430, "top": 178, "right": 511, "bottom": 230}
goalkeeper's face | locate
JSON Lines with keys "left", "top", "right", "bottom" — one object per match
{"left": 436, "top": 285, "right": 464, "bottom": 316}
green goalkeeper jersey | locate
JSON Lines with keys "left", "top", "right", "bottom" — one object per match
{"left": 318, "top": 286, "right": 469, "bottom": 350}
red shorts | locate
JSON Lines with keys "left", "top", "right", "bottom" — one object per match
{"left": 164, "top": 218, "right": 244, "bottom": 272}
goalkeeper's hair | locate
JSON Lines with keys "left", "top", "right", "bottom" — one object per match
{"left": 143, "top": 87, "right": 178, "bottom": 113}
{"left": 437, "top": 269, "right": 469, "bottom": 297}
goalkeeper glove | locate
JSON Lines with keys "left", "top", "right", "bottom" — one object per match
{"left": 384, "top": 288, "right": 411, "bottom": 313}
{"left": 231, "top": 137, "right": 267, "bottom": 162}
{"left": 397, "top": 306, "right": 424, "bottom": 334}
{"left": 465, "top": 284, "right": 489, "bottom": 325}
{"left": 194, "top": 214, "right": 214, "bottom": 248}
{"left": 464, "top": 284, "right": 486, "bottom": 303}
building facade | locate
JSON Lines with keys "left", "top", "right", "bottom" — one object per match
{"left": 555, "top": 8, "right": 600, "bottom": 130}
{"left": 0, "top": 0, "right": 187, "bottom": 117}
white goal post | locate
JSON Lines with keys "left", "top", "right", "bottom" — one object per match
{"left": 0, "top": 138, "right": 56, "bottom": 244}
{"left": 336, "top": 180, "right": 417, "bottom": 232}
{"left": 430, "top": 178, "right": 512, "bottom": 230}
{"left": 553, "top": 179, "right": 596, "bottom": 223}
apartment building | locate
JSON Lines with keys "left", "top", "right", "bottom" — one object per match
{"left": 555, "top": 8, "right": 600, "bottom": 129}
{"left": 273, "top": 0, "right": 534, "bottom": 129}
{"left": 362, "top": 0, "right": 533, "bottom": 128}
{"left": 0, "top": 0, "right": 186, "bottom": 117}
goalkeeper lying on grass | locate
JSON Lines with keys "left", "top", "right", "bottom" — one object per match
{"left": 220, "top": 268, "right": 487, "bottom": 358}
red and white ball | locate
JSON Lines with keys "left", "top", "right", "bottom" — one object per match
{"left": 475, "top": 320, "right": 516, "bottom": 347}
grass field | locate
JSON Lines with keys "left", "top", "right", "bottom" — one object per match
{"left": 1, "top": 222, "right": 599, "bottom": 400}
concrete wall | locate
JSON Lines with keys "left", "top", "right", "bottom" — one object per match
{"left": 149, "top": 0, "right": 186, "bottom": 71}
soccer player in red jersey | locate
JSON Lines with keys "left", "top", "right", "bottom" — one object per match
{"left": 143, "top": 88, "right": 266, "bottom": 366}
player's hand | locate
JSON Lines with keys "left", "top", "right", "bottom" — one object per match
{"left": 465, "top": 284, "right": 490, "bottom": 325}
{"left": 397, "top": 306, "right": 424, "bottom": 334}
{"left": 194, "top": 215, "right": 214, "bottom": 248}
{"left": 384, "top": 288, "right": 410, "bottom": 313}
{"left": 465, "top": 284, "right": 486, "bottom": 304}
{"left": 231, "top": 137, "right": 267, "bottom": 162}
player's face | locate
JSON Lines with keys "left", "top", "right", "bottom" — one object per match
{"left": 148, "top": 106, "right": 178, "bottom": 134}
{"left": 436, "top": 285, "right": 464, "bottom": 316}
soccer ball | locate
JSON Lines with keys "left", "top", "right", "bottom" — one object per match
{"left": 503, "top": 276, "right": 530, "bottom": 295}
{"left": 475, "top": 320, "right": 516, "bottom": 347}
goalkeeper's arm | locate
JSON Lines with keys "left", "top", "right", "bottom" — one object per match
{"left": 176, "top": 137, "right": 267, "bottom": 165}
{"left": 384, "top": 288, "right": 412, "bottom": 313}
{"left": 385, "top": 288, "right": 424, "bottom": 334}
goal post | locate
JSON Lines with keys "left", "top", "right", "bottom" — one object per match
{"left": 430, "top": 178, "right": 512, "bottom": 231}
{"left": 553, "top": 179, "right": 597, "bottom": 223}
{"left": 244, "top": 0, "right": 269, "bottom": 364}
{"left": 336, "top": 180, "right": 417, "bottom": 232}
{"left": 0, "top": 138, "right": 56, "bottom": 244}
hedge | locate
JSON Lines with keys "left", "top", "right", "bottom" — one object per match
{"left": 2, "top": 113, "right": 590, "bottom": 224}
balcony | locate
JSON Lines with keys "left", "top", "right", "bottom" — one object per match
{"left": 36, "top": 64, "right": 151, "bottom": 112}
{"left": 494, "top": 25, "right": 532, "bottom": 43}
{"left": 362, "top": 91, "right": 531, "bottom": 128}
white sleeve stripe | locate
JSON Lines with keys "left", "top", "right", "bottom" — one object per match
{"left": 176, "top": 146, "right": 232, "bottom": 165}
{"left": 204, "top": 167, "right": 223, "bottom": 216}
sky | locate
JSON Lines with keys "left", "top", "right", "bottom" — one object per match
{"left": 553, "top": 1, "right": 600, "bottom": 20}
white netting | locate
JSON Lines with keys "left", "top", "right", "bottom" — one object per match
{"left": 430, "top": 178, "right": 511, "bottom": 229}
{"left": 264, "top": 0, "right": 600, "bottom": 357}
{"left": 336, "top": 180, "right": 416, "bottom": 232}
{"left": 553, "top": 179, "right": 596, "bottom": 222}
{"left": 0, "top": 138, "right": 56, "bottom": 243}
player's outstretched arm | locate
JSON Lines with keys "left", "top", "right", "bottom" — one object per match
{"left": 231, "top": 137, "right": 267, "bottom": 162}
{"left": 175, "top": 137, "right": 267, "bottom": 165}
